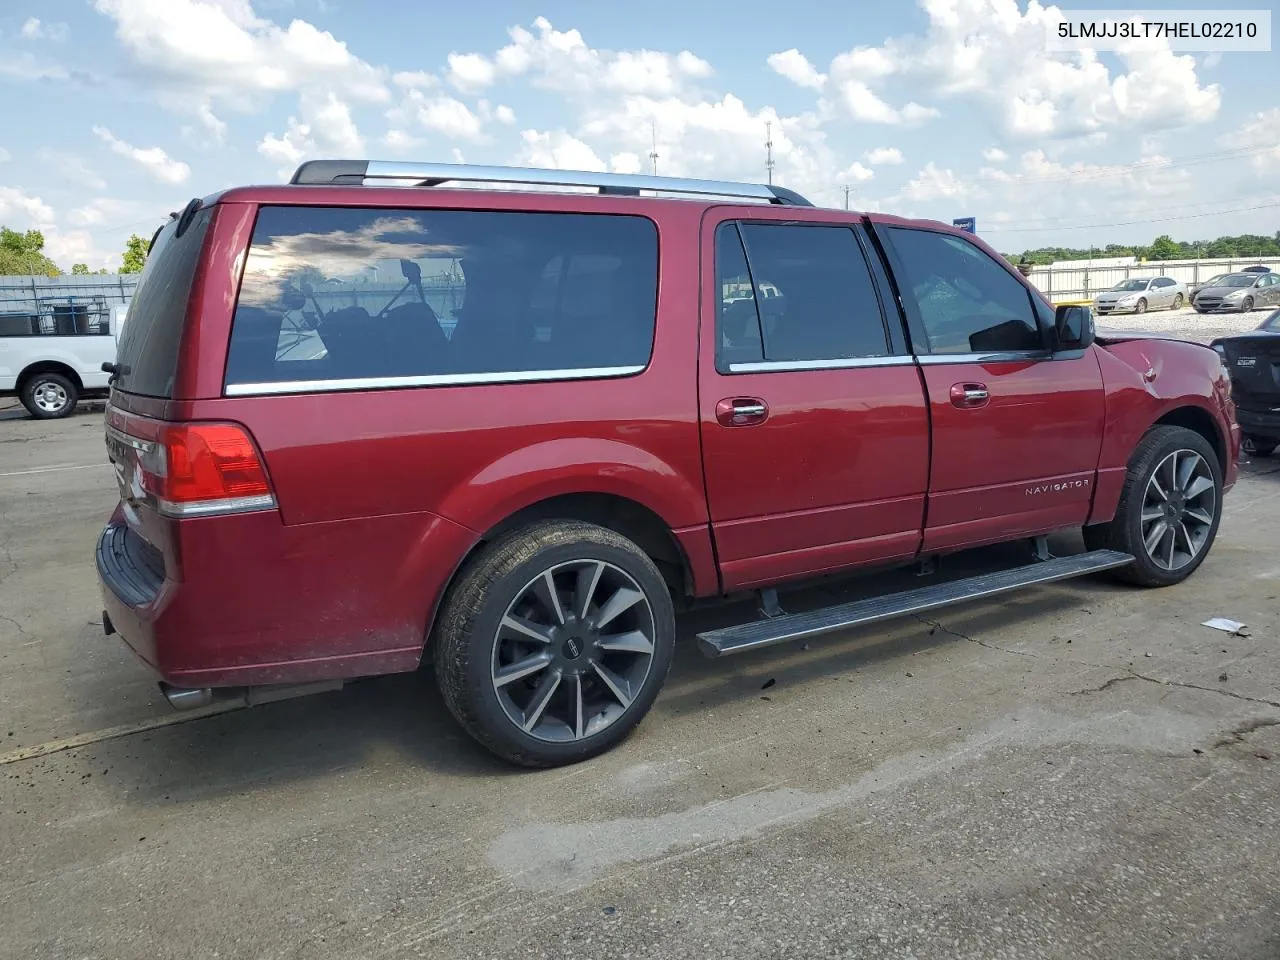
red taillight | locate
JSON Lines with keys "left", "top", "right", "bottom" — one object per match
{"left": 137, "top": 422, "right": 275, "bottom": 518}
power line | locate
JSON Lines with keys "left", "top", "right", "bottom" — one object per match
{"left": 981, "top": 200, "right": 1280, "bottom": 234}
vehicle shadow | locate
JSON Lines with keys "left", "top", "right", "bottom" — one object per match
{"left": 98, "top": 536, "right": 1124, "bottom": 806}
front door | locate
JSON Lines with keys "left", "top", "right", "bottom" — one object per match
{"left": 874, "top": 223, "right": 1106, "bottom": 553}
{"left": 699, "top": 211, "right": 930, "bottom": 591}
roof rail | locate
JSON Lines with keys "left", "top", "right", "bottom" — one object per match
{"left": 288, "top": 159, "right": 813, "bottom": 206}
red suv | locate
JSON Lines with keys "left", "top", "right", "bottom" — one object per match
{"left": 97, "top": 160, "right": 1240, "bottom": 766}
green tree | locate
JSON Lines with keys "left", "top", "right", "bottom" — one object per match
{"left": 71, "top": 262, "right": 90, "bottom": 275}
{"left": 0, "top": 226, "right": 60, "bottom": 276}
{"left": 1148, "top": 235, "right": 1180, "bottom": 260}
{"left": 119, "top": 233, "right": 149, "bottom": 274}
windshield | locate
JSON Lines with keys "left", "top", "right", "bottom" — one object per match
{"left": 1221, "top": 275, "right": 1257, "bottom": 288}
{"left": 1111, "top": 279, "right": 1150, "bottom": 292}
{"left": 1261, "top": 308, "right": 1280, "bottom": 331}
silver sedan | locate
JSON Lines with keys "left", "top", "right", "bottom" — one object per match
{"left": 1093, "top": 276, "right": 1188, "bottom": 315}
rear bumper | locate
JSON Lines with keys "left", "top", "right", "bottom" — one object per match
{"left": 1237, "top": 406, "right": 1280, "bottom": 438}
{"left": 95, "top": 506, "right": 478, "bottom": 687}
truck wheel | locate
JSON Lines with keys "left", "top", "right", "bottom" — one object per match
{"left": 1084, "top": 426, "right": 1222, "bottom": 587}
{"left": 433, "top": 520, "right": 676, "bottom": 767}
{"left": 20, "top": 372, "right": 78, "bottom": 419}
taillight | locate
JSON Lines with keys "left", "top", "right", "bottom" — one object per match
{"left": 139, "top": 422, "right": 275, "bottom": 518}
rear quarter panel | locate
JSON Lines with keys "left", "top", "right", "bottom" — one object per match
{"left": 1088, "top": 338, "right": 1239, "bottom": 524}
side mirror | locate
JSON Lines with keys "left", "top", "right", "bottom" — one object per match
{"left": 400, "top": 259, "right": 422, "bottom": 284}
{"left": 1054, "top": 304, "right": 1095, "bottom": 351}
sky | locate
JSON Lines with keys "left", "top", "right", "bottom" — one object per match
{"left": 0, "top": 0, "right": 1277, "bottom": 270}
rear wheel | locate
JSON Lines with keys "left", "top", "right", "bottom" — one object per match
{"left": 1171, "top": 293, "right": 1184, "bottom": 310}
{"left": 1244, "top": 436, "right": 1277, "bottom": 457}
{"left": 1084, "top": 425, "right": 1223, "bottom": 587}
{"left": 20, "top": 372, "right": 78, "bottom": 419}
{"left": 433, "top": 520, "right": 676, "bottom": 767}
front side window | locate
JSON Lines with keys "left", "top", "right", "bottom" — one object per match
{"left": 225, "top": 206, "right": 658, "bottom": 389}
{"left": 884, "top": 227, "right": 1043, "bottom": 355}
{"left": 713, "top": 221, "right": 889, "bottom": 369}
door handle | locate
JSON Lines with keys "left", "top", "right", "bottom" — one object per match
{"left": 716, "top": 397, "right": 769, "bottom": 426}
{"left": 949, "top": 382, "right": 989, "bottom": 408}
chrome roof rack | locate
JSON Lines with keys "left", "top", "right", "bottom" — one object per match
{"left": 288, "top": 159, "right": 813, "bottom": 206}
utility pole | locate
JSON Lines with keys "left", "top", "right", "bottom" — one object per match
{"left": 765, "top": 121, "right": 774, "bottom": 185}
{"left": 649, "top": 121, "right": 659, "bottom": 176}
{"left": 843, "top": 185, "right": 851, "bottom": 210}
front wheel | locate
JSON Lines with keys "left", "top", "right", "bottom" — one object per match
{"left": 1135, "top": 298, "right": 1148, "bottom": 314}
{"left": 1084, "top": 425, "right": 1223, "bottom": 587}
{"left": 20, "top": 372, "right": 78, "bottom": 419}
{"left": 1241, "top": 297, "right": 1254, "bottom": 312}
{"left": 1171, "top": 293, "right": 1184, "bottom": 310}
{"left": 433, "top": 520, "right": 676, "bottom": 767}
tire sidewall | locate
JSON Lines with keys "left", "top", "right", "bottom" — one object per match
{"left": 456, "top": 534, "right": 675, "bottom": 766}
{"left": 1135, "top": 298, "right": 1147, "bottom": 314}
{"left": 1121, "top": 429, "right": 1223, "bottom": 587}
{"left": 1172, "top": 294, "right": 1183, "bottom": 310}
{"left": 21, "top": 373, "right": 77, "bottom": 419}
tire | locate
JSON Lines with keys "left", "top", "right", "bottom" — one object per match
{"left": 1084, "top": 425, "right": 1223, "bottom": 587}
{"left": 1244, "top": 436, "right": 1277, "bottom": 457}
{"left": 1241, "top": 297, "right": 1254, "bottom": 312}
{"left": 20, "top": 372, "right": 78, "bottom": 419}
{"left": 433, "top": 520, "right": 676, "bottom": 767}
{"left": 1135, "top": 298, "right": 1147, "bottom": 314}
{"left": 1171, "top": 293, "right": 1184, "bottom": 310}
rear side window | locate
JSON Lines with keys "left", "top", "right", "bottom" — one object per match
{"left": 224, "top": 206, "right": 658, "bottom": 392}
{"left": 884, "top": 227, "right": 1044, "bottom": 355}
{"left": 714, "top": 221, "right": 889, "bottom": 371}
{"left": 113, "top": 208, "right": 214, "bottom": 397}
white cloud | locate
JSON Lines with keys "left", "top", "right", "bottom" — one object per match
{"left": 865, "top": 146, "right": 903, "bottom": 165}
{"left": 799, "top": 0, "right": 1220, "bottom": 140}
{"left": 392, "top": 70, "right": 436, "bottom": 89}
{"left": 93, "top": 126, "right": 192, "bottom": 184}
{"left": 0, "top": 187, "right": 56, "bottom": 226}
{"left": 21, "top": 18, "right": 69, "bottom": 42}
{"left": 517, "top": 130, "right": 608, "bottom": 172}
{"left": 982, "top": 146, "right": 1008, "bottom": 162}
{"left": 387, "top": 91, "right": 487, "bottom": 143}
{"left": 446, "top": 52, "right": 497, "bottom": 92}
{"left": 900, "top": 162, "right": 970, "bottom": 202}
{"left": 258, "top": 93, "right": 365, "bottom": 178}
{"left": 841, "top": 162, "right": 875, "bottom": 183}
{"left": 36, "top": 150, "right": 108, "bottom": 191}
{"left": 92, "top": 0, "right": 387, "bottom": 144}
{"left": 1234, "top": 108, "right": 1280, "bottom": 174}
{"left": 494, "top": 104, "right": 516, "bottom": 125}
{"left": 443, "top": 18, "right": 713, "bottom": 99}
{"left": 767, "top": 49, "right": 825, "bottom": 90}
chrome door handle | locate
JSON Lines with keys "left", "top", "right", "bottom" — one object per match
{"left": 949, "top": 382, "right": 989, "bottom": 408}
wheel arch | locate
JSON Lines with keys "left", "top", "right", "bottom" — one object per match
{"left": 18, "top": 360, "right": 83, "bottom": 392}
{"left": 1153, "top": 404, "right": 1226, "bottom": 473}
{"left": 423, "top": 490, "right": 705, "bottom": 656}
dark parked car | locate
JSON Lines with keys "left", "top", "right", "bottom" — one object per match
{"left": 96, "top": 160, "right": 1240, "bottom": 767}
{"left": 1212, "top": 307, "right": 1280, "bottom": 456}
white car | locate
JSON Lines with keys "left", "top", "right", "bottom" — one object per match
{"left": 1093, "top": 276, "right": 1188, "bottom": 315}
{"left": 0, "top": 301, "right": 124, "bottom": 419}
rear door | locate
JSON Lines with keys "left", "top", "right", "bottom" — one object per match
{"left": 698, "top": 210, "right": 930, "bottom": 591}
{"left": 873, "top": 222, "right": 1106, "bottom": 553}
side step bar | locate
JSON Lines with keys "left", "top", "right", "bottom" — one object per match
{"left": 697, "top": 549, "right": 1134, "bottom": 658}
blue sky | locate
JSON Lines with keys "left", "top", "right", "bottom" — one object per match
{"left": 1, "top": 0, "right": 1277, "bottom": 269}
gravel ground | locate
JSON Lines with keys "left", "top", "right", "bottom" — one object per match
{"left": 1095, "top": 304, "right": 1268, "bottom": 344}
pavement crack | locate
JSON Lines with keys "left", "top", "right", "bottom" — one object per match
{"left": 1212, "top": 716, "right": 1280, "bottom": 749}
{"left": 913, "top": 615, "right": 1039, "bottom": 659}
{"left": 0, "top": 613, "right": 29, "bottom": 640}
{"left": 1073, "top": 671, "right": 1280, "bottom": 710}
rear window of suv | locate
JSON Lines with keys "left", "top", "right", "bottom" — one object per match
{"left": 224, "top": 206, "right": 658, "bottom": 394}
{"left": 113, "top": 207, "right": 214, "bottom": 397}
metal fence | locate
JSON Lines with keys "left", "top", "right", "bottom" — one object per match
{"left": 1026, "top": 257, "right": 1280, "bottom": 303}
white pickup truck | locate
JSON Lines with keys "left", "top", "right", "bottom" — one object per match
{"left": 0, "top": 302, "right": 125, "bottom": 418}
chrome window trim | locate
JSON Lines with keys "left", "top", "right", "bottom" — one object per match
{"left": 727, "top": 355, "right": 912, "bottom": 373}
{"left": 916, "top": 351, "right": 1050, "bottom": 366}
{"left": 224, "top": 365, "right": 647, "bottom": 397}
{"left": 158, "top": 494, "right": 278, "bottom": 518}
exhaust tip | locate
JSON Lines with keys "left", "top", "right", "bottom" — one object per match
{"left": 159, "top": 682, "right": 214, "bottom": 711}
